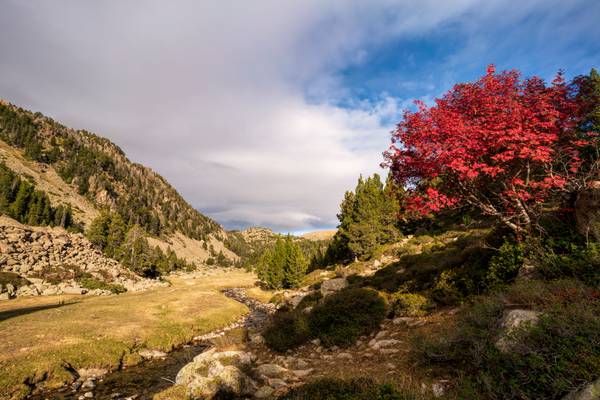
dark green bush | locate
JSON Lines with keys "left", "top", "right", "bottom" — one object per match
{"left": 263, "top": 311, "right": 311, "bottom": 352}
{"left": 309, "top": 288, "right": 386, "bottom": 347}
{"left": 389, "top": 292, "right": 433, "bottom": 317}
{"left": 278, "top": 378, "right": 412, "bottom": 400}
{"left": 79, "top": 278, "right": 127, "bottom": 294}
{"left": 413, "top": 279, "right": 600, "bottom": 399}
{"left": 536, "top": 241, "right": 600, "bottom": 286}
{"left": 484, "top": 241, "right": 524, "bottom": 288}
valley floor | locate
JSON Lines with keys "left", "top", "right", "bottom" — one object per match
{"left": 0, "top": 271, "right": 257, "bottom": 399}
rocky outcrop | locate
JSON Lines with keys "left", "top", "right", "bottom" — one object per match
{"left": 495, "top": 309, "right": 541, "bottom": 353}
{"left": 0, "top": 223, "right": 166, "bottom": 299}
{"left": 575, "top": 184, "right": 600, "bottom": 241}
{"left": 175, "top": 349, "right": 258, "bottom": 399}
{"left": 562, "top": 378, "right": 600, "bottom": 400}
{"left": 320, "top": 277, "right": 348, "bottom": 296}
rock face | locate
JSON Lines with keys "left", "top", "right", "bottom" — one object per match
{"left": 575, "top": 185, "right": 600, "bottom": 241}
{"left": 320, "top": 277, "right": 348, "bottom": 296}
{"left": 495, "top": 309, "right": 541, "bottom": 353}
{"left": 562, "top": 378, "right": 600, "bottom": 400}
{"left": 0, "top": 223, "right": 166, "bottom": 299}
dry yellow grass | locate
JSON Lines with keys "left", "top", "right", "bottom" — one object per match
{"left": 244, "top": 287, "right": 275, "bottom": 303}
{"left": 0, "top": 271, "right": 256, "bottom": 399}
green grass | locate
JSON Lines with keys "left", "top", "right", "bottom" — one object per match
{"left": 0, "top": 271, "right": 255, "bottom": 399}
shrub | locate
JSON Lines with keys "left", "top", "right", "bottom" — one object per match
{"left": 79, "top": 278, "right": 127, "bottom": 294}
{"left": 278, "top": 378, "right": 411, "bottom": 400}
{"left": 536, "top": 242, "right": 600, "bottom": 286}
{"left": 309, "top": 288, "right": 387, "bottom": 347}
{"left": 263, "top": 311, "right": 312, "bottom": 352}
{"left": 413, "top": 279, "right": 600, "bottom": 399}
{"left": 389, "top": 292, "right": 433, "bottom": 317}
{"left": 484, "top": 241, "right": 524, "bottom": 288}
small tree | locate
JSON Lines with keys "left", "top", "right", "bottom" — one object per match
{"left": 326, "top": 174, "right": 401, "bottom": 262}
{"left": 384, "top": 66, "right": 596, "bottom": 234}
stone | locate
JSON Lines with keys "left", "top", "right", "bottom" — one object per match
{"left": 81, "top": 379, "right": 96, "bottom": 390}
{"left": 562, "top": 378, "right": 600, "bottom": 400}
{"left": 370, "top": 339, "right": 401, "bottom": 350}
{"left": 320, "top": 278, "right": 348, "bottom": 296}
{"left": 254, "top": 386, "right": 275, "bottom": 398}
{"left": 337, "top": 352, "right": 352, "bottom": 359}
{"left": 250, "top": 334, "right": 265, "bottom": 345}
{"left": 0, "top": 292, "right": 9, "bottom": 301}
{"left": 139, "top": 349, "right": 168, "bottom": 359}
{"left": 495, "top": 309, "right": 541, "bottom": 353}
{"left": 83, "top": 392, "right": 94, "bottom": 398}
{"left": 256, "top": 363, "right": 288, "bottom": 378}
{"left": 268, "top": 378, "right": 288, "bottom": 389}
{"left": 291, "top": 369, "right": 313, "bottom": 378}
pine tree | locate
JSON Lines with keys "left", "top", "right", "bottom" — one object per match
{"left": 87, "top": 211, "right": 111, "bottom": 250}
{"left": 282, "top": 235, "right": 308, "bottom": 288}
{"left": 325, "top": 173, "right": 401, "bottom": 262}
{"left": 106, "top": 213, "right": 126, "bottom": 257}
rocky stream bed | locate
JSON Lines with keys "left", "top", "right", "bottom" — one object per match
{"left": 27, "top": 288, "right": 274, "bottom": 400}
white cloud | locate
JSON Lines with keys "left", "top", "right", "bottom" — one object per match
{"left": 1, "top": 0, "right": 595, "bottom": 231}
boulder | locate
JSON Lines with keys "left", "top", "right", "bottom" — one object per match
{"left": 176, "top": 349, "right": 257, "bottom": 399}
{"left": 320, "top": 278, "right": 348, "bottom": 296}
{"left": 254, "top": 386, "right": 275, "bottom": 399}
{"left": 562, "top": 378, "right": 600, "bottom": 400}
{"left": 256, "top": 363, "right": 288, "bottom": 378}
{"left": 495, "top": 309, "right": 541, "bottom": 353}
{"left": 139, "top": 349, "right": 168, "bottom": 359}
{"left": 575, "top": 185, "right": 600, "bottom": 241}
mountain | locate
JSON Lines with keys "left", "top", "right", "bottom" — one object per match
{"left": 0, "top": 99, "right": 236, "bottom": 266}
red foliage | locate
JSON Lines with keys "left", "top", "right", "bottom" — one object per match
{"left": 383, "top": 65, "right": 595, "bottom": 232}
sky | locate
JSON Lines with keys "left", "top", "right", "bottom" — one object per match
{"left": 0, "top": 1, "right": 598, "bottom": 233}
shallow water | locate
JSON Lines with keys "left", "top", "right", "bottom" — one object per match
{"left": 27, "top": 288, "right": 271, "bottom": 400}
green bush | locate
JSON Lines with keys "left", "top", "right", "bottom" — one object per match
{"left": 263, "top": 311, "right": 312, "bottom": 352}
{"left": 484, "top": 241, "right": 524, "bottom": 288}
{"left": 79, "top": 278, "right": 127, "bottom": 294}
{"left": 413, "top": 279, "right": 600, "bottom": 399}
{"left": 389, "top": 292, "right": 433, "bottom": 317}
{"left": 309, "top": 288, "right": 387, "bottom": 347}
{"left": 536, "top": 242, "right": 600, "bottom": 286}
{"left": 278, "top": 378, "right": 412, "bottom": 400}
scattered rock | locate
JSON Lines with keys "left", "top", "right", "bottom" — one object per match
{"left": 320, "top": 278, "right": 348, "bottom": 296}
{"left": 254, "top": 386, "right": 275, "bottom": 399}
{"left": 256, "top": 363, "right": 288, "bottom": 378}
{"left": 139, "top": 349, "right": 168, "bottom": 359}
{"left": 495, "top": 309, "right": 541, "bottom": 353}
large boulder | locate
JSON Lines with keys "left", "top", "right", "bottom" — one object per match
{"left": 495, "top": 309, "right": 541, "bottom": 353}
{"left": 575, "top": 184, "right": 600, "bottom": 241}
{"left": 562, "top": 378, "right": 600, "bottom": 400}
{"left": 320, "top": 278, "right": 348, "bottom": 297}
{"left": 175, "top": 349, "right": 257, "bottom": 399}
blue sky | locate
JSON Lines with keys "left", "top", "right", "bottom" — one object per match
{"left": 0, "top": 0, "right": 598, "bottom": 233}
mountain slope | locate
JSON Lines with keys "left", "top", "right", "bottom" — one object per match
{"left": 0, "top": 99, "right": 236, "bottom": 264}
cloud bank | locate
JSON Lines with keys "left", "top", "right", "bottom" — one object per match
{"left": 0, "top": 0, "right": 597, "bottom": 231}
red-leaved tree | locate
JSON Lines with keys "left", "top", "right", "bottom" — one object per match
{"left": 383, "top": 65, "right": 596, "bottom": 233}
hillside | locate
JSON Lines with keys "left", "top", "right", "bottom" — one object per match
{"left": 0, "top": 99, "right": 236, "bottom": 266}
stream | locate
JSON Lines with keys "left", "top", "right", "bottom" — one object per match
{"left": 28, "top": 288, "right": 272, "bottom": 400}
